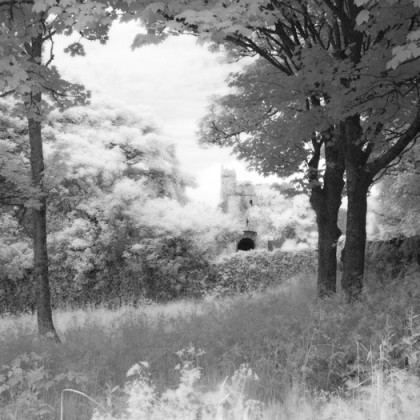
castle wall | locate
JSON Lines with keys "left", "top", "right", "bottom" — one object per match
{"left": 220, "top": 168, "right": 259, "bottom": 250}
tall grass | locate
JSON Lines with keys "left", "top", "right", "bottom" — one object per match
{"left": 0, "top": 270, "right": 419, "bottom": 419}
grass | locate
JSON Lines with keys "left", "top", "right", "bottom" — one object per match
{"left": 0, "top": 269, "right": 419, "bottom": 419}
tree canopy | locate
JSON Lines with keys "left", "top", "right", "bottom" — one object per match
{"left": 130, "top": 0, "right": 420, "bottom": 297}
{"left": 0, "top": 99, "right": 240, "bottom": 309}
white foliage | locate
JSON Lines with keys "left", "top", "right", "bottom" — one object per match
{"left": 247, "top": 185, "right": 316, "bottom": 247}
{"left": 128, "top": 198, "right": 239, "bottom": 254}
{"left": 91, "top": 359, "right": 262, "bottom": 420}
{"left": 112, "top": 178, "right": 144, "bottom": 202}
{"left": 0, "top": 214, "right": 33, "bottom": 279}
{"left": 47, "top": 131, "right": 126, "bottom": 182}
{"left": 44, "top": 101, "right": 188, "bottom": 200}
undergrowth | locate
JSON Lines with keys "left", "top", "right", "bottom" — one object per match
{"left": 0, "top": 269, "right": 419, "bottom": 419}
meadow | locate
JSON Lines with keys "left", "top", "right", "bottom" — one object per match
{"left": 0, "top": 269, "right": 420, "bottom": 419}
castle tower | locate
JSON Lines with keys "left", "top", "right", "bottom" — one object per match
{"left": 220, "top": 168, "right": 237, "bottom": 213}
{"left": 220, "top": 167, "right": 258, "bottom": 250}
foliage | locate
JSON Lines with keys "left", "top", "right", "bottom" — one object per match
{"left": 199, "top": 58, "right": 311, "bottom": 183}
{"left": 247, "top": 185, "right": 317, "bottom": 246}
{"left": 1, "top": 271, "right": 420, "bottom": 418}
{"left": 0, "top": 103, "right": 32, "bottom": 206}
{"left": 92, "top": 347, "right": 262, "bottom": 420}
{"left": 125, "top": 235, "right": 214, "bottom": 302}
{"left": 131, "top": 0, "right": 420, "bottom": 171}
{"left": 384, "top": 0, "right": 420, "bottom": 69}
{"left": 129, "top": 198, "right": 240, "bottom": 257}
{"left": 42, "top": 102, "right": 195, "bottom": 306}
{"left": 0, "top": 100, "right": 239, "bottom": 310}
{"left": 0, "top": 213, "right": 34, "bottom": 313}
{"left": 364, "top": 237, "right": 420, "bottom": 283}
{"left": 0, "top": 352, "right": 88, "bottom": 420}
{"left": 0, "top": 0, "right": 122, "bottom": 339}
{"left": 369, "top": 143, "right": 420, "bottom": 240}
{"left": 0, "top": 0, "right": 114, "bottom": 107}
{"left": 211, "top": 250, "right": 317, "bottom": 296}
{"left": 129, "top": 0, "right": 420, "bottom": 294}
{"left": 319, "top": 368, "right": 420, "bottom": 420}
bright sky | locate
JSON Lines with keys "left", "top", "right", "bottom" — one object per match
{"left": 54, "top": 22, "right": 279, "bottom": 206}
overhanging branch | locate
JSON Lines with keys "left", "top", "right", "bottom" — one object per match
{"left": 367, "top": 104, "right": 420, "bottom": 178}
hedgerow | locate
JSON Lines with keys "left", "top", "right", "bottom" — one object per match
{"left": 209, "top": 249, "right": 317, "bottom": 296}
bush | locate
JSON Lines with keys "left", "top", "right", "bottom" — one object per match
{"left": 365, "top": 236, "right": 420, "bottom": 282}
{"left": 91, "top": 352, "right": 262, "bottom": 420}
{"left": 209, "top": 249, "right": 317, "bottom": 296}
{"left": 126, "top": 236, "right": 213, "bottom": 302}
{"left": 0, "top": 352, "right": 88, "bottom": 420}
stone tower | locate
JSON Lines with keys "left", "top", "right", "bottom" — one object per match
{"left": 220, "top": 168, "right": 237, "bottom": 209}
{"left": 220, "top": 168, "right": 255, "bottom": 216}
{"left": 220, "top": 167, "right": 258, "bottom": 250}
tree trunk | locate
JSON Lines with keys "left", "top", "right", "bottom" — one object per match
{"left": 312, "top": 196, "right": 342, "bottom": 296}
{"left": 340, "top": 108, "right": 420, "bottom": 300}
{"left": 28, "top": 35, "right": 60, "bottom": 342}
{"left": 341, "top": 115, "right": 370, "bottom": 300}
{"left": 309, "top": 134, "right": 345, "bottom": 297}
{"left": 28, "top": 115, "right": 59, "bottom": 342}
{"left": 341, "top": 168, "right": 370, "bottom": 300}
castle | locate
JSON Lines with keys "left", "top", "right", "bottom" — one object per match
{"left": 220, "top": 168, "right": 258, "bottom": 251}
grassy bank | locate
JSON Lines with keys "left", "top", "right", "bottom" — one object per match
{"left": 0, "top": 270, "right": 419, "bottom": 419}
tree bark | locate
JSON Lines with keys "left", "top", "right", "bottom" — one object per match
{"left": 340, "top": 115, "right": 370, "bottom": 300}
{"left": 341, "top": 108, "right": 420, "bottom": 300}
{"left": 28, "top": 116, "right": 59, "bottom": 341}
{"left": 341, "top": 168, "right": 370, "bottom": 299}
{"left": 27, "top": 35, "right": 60, "bottom": 342}
{"left": 309, "top": 133, "right": 345, "bottom": 297}
{"left": 311, "top": 189, "right": 342, "bottom": 297}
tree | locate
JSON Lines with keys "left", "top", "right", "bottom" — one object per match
{"left": 129, "top": 0, "right": 420, "bottom": 298}
{"left": 43, "top": 102, "right": 201, "bottom": 304}
{"left": 0, "top": 0, "right": 115, "bottom": 339}
{"left": 322, "top": 1, "right": 420, "bottom": 297}
{"left": 0, "top": 100, "right": 239, "bottom": 308}
{"left": 126, "top": 0, "right": 349, "bottom": 296}
{"left": 199, "top": 56, "right": 344, "bottom": 296}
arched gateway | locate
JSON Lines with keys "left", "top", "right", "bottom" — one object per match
{"left": 237, "top": 237, "right": 255, "bottom": 251}
{"left": 237, "top": 230, "right": 257, "bottom": 252}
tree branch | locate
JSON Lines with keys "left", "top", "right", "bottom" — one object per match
{"left": 367, "top": 104, "right": 420, "bottom": 178}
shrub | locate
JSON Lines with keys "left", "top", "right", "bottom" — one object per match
{"left": 209, "top": 249, "right": 317, "bottom": 296}
{"left": 127, "top": 236, "right": 213, "bottom": 302}
{"left": 365, "top": 236, "right": 420, "bottom": 282}
{"left": 91, "top": 349, "right": 263, "bottom": 420}
{"left": 0, "top": 352, "right": 88, "bottom": 420}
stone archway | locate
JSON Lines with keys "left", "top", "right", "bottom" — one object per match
{"left": 237, "top": 237, "right": 255, "bottom": 251}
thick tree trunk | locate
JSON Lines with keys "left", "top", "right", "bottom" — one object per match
{"left": 341, "top": 109, "right": 420, "bottom": 300}
{"left": 312, "top": 196, "right": 342, "bottom": 296}
{"left": 341, "top": 169, "right": 369, "bottom": 299}
{"left": 341, "top": 115, "right": 370, "bottom": 300}
{"left": 309, "top": 134, "right": 345, "bottom": 297}
{"left": 28, "top": 35, "right": 60, "bottom": 342}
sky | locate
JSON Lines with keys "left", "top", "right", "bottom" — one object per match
{"left": 54, "top": 22, "right": 279, "bottom": 206}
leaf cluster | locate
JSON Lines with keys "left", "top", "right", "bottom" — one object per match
{"left": 0, "top": 352, "right": 88, "bottom": 420}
